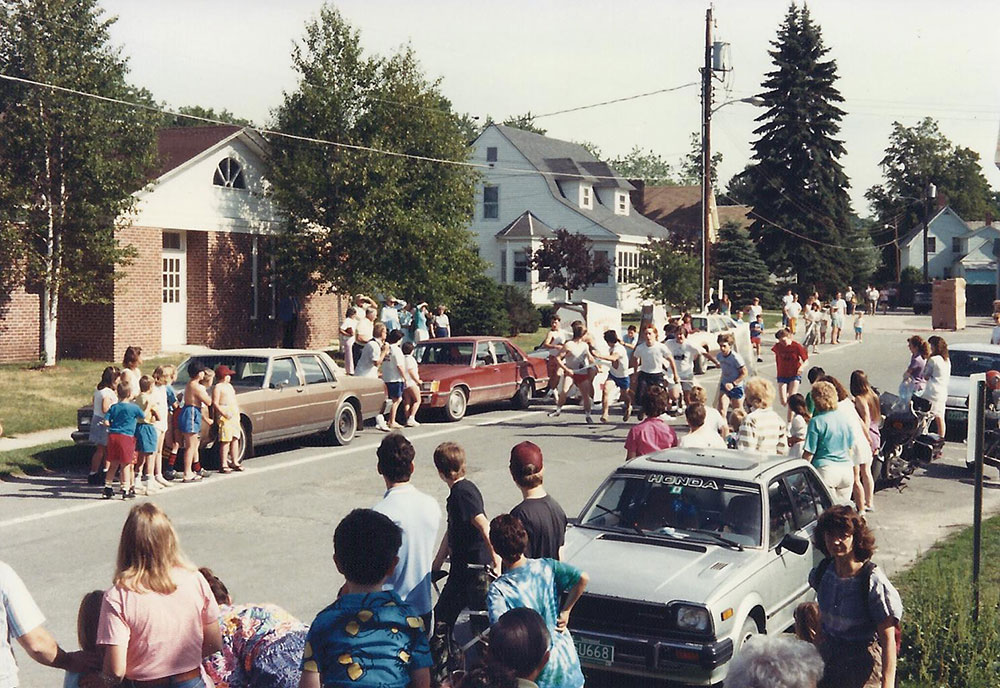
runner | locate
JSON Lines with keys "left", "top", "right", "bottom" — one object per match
{"left": 704, "top": 333, "right": 747, "bottom": 417}
{"left": 630, "top": 325, "right": 678, "bottom": 422}
{"left": 593, "top": 330, "right": 633, "bottom": 423}
{"left": 548, "top": 322, "right": 597, "bottom": 424}
{"left": 772, "top": 328, "right": 809, "bottom": 410}
{"left": 830, "top": 292, "right": 847, "bottom": 345}
{"left": 666, "top": 329, "right": 707, "bottom": 408}
{"left": 541, "top": 316, "right": 567, "bottom": 397}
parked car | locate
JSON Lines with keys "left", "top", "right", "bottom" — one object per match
{"left": 913, "top": 283, "right": 932, "bottom": 315}
{"left": 688, "top": 315, "right": 755, "bottom": 375}
{"left": 944, "top": 343, "right": 1000, "bottom": 433}
{"left": 72, "top": 349, "right": 386, "bottom": 463}
{"left": 414, "top": 337, "right": 548, "bottom": 421}
{"left": 563, "top": 449, "right": 832, "bottom": 685}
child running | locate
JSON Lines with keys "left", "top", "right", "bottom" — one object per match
{"left": 300, "top": 509, "right": 432, "bottom": 688}
{"left": 749, "top": 314, "right": 764, "bottom": 363}
{"left": 593, "top": 329, "right": 632, "bottom": 423}
{"left": 212, "top": 365, "right": 243, "bottom": 472}
{"left": 772, "top": 328, "right": 809, "bottom": 410}
{"left": 102, "top": 383, "right": 145, "bottom": 499}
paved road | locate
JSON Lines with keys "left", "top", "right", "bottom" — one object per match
{"left": 5, "top": 312, "right": 1000, "bottom": 687}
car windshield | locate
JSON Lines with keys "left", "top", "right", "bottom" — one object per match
{"left": 414, "top": 342, "right": 474, "bottom": 365}
{"left": 578, "top": 471, "right": 763, "bottom": 547}
{"left": 950, "top": 350, "right": 1000, "bottom": 378}
{"left": 175, "top": 356, "right": 270, "bottom": 389}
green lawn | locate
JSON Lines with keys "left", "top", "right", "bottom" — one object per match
{"left": 0, "top": 441, "right": 90, "bottom": 479}
{"left": 0, "top": 355, "right": 185, "bottom": 436}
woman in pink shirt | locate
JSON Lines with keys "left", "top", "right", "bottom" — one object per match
{"left": 624, "top": 385, "right": 678, "bottom": 460}
{"left": 97, "top": 503, "right": 222, "bottom": 687}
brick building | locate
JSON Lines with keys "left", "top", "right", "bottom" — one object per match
{"left": 0, "top": 126, "right": 343, "bottom": 363}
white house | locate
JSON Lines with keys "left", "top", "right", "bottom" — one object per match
{"left": 468, "top": 124, "right": 671, "bottom": 312}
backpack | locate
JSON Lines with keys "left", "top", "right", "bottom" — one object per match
{"left": 814, "top": 558, "right": 902, "bottom": 653}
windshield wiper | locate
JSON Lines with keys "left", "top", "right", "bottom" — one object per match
{"left": 588, "top": 504, "right": 645, "bottom": 536}
{"left": 686, "top": 529, "right": 746, "bottom": 551}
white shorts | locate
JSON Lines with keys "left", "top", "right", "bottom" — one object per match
{"left": 816, "top": 462, "right": 855, "bottom": 504}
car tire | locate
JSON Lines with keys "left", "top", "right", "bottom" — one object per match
{"left": 737, "top": 617, "right": 759, "bottom": 652}
{"left": 329, "top": 402, "right": 358, "bottom": 446}
{"left": 238, "top": 419, "right": 253, "bottom": 462}
{"left": 443, "top": 388, "right": 468, "bottom": 422}
{"left": 511, "top": 380, "right": 532, "bottom": 410}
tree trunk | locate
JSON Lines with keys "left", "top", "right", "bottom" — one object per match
{"left": 42, "top": 282, "right": 57, "bottom": 367}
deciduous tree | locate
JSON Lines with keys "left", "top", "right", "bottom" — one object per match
{"left": 634, "top": 239, "right": 700, "bottom": 310}
{"left": 530, "top": 229, "right": 610, "bottom": 302}
{"left": 0, "top": 0, "right": 159, "bottom": 365}
{"left": 268, "top": 4, "right": 481, "bottom": 304}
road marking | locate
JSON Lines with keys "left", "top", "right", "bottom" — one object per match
{"left": 0, "top": 409, "right": 545, "bottom": 530}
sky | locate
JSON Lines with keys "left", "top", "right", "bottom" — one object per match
{"left": 99, "top": 0, "right": 1000, "bottom": 217}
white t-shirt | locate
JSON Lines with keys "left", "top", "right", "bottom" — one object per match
{"left": 845, "top": 289, "right": 855, "bottom": 303}
{"left": 748, "top": 304, "right": 763, "bottom": 320}
{"left": 782, "top": 294, "right": 794, "bottom": 308}
{"left": 832, "top": 299, "right": 847, "bottom": 316}
{"left": 786, "top": 301, "right": 803, "bottom": 319}
{"left": 868, "top": 288, "right": 879, "bottom": 302}
{"left": 666, "top": 340, "right": 701, "bottom": 381}
{"left": 93, "top": 387, "right": 117, "bottom": 419}
{"left": 372, "top": 484, "right": 441, "bottom": 616}
{"left": 789, "top": 414, "right": 808, "bottom": 458}
{"left": 381, "top": 344, "right": 406, "bottom": 383}
{"left": 340, "top": 316, "right": 357, "bottom": 341}
{"left": 1, "top": 561, "right": 46, "bottom": 688}
{"left": 680, "top": 425, "right": 727, "bottom": 449}
{"left": 355, "top": 339, "right": 383, "bottom": 378}
{"left": 151, "top": 384, "right": 169, "bottom": 432}
{"left": 403, "top": 355, "right": 420, "bottom": 388}
{"left": 121, "top": 368, "right": 141, "bottom": 398}
{"left": 705, "top": 406, "right": 729, "bottom": 437}
{"left": 606, "top": 343, "right": 630, "bottom": 378}
{"left": 562, "top": 340, "right": 593, "bottom": 373}
{"left": 355, "top": 317, "right": 374, "bottom": 342}
{"left": 381, "top": 305, "right": 401, "bottom": 331}
{"left": 634, "top": 342, "right": 672, "bottom": 375}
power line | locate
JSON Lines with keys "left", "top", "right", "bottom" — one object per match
{"left": 530, "top": 82, "right": 699, "bottom": 120}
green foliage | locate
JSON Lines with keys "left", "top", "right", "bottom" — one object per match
{"left": 900, "top": 266, "right": 923, "bottom": 285}
{"left": 530, "top": 229, "right": 611, "bottom": 301}
{"left": 537, "top": 305, "right": 556, "bottom": 327}
{"left": 866, "top": 118, "right": 1000, "bottom": 277}
{"left": 449, "top": 273, "right": 509, "bottom": 336}
{"left": 743, "top": 4, "right": 856, "bottom": 293}
{"left": 0, "top": 0, "right": 160, "bottom": 364}
{"left": 267, "top": 4, "right": 481, "bottom": 304}
{"left": 502, "top": 286, "right": 540, "bottom": 335}
{"left": 894, "top": 516, "right": 1000, "bottom": 687}
{"left": 678, "top": 132, "right": 722, "bottom": 187}
{"left": 711, "top": 222, "right": 772, "bottom": 309}
{"left": 724, "top": 164, "right": 756, "bottom": 206}
{"left": 634, "top": 239, "right": 701, "bottom": 309}
{"left": 500, "top": 112, "right": 546, "bottom": 135}
{"left": 161, "top": 105, "right": 254, "bottom": 128}
{"left": 607, "top": 146, "right": 677, "bottom": 186}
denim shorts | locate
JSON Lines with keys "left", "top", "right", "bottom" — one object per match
{"left": 722, "top": 383, "right": 745, "bottom": 400}
{"left": 89, "top": 420, "right": 109, "bottom": 446}
{"left": 777, "top": 375, "right": 802, "bottom": 385}
{"left": 608, "top": 374, "right": 631, "bottom": 391}
{"left": 386, "top": 381, "right": 405, "bottom": 399}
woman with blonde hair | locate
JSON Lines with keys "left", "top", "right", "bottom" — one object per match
{"left": 737, "top": 377, "right": 788, "bottom": 455}
{"left": 802, "top": 381, "right": 856, "bottom": 503}
{"left": 97, "top": 503, "right": 222, "bottom": 687}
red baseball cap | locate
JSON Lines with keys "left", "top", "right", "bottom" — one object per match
{"left": 509, "top": 441, "right": 544, "bottom": 473}
{"left": 215, "top": 365, "right": 235, "bottom": 379}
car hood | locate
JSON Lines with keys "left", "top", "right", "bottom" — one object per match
{"left": 563, "top": 526, "right": 751, "bottom": 604}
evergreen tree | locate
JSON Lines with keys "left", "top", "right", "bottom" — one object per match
{"left": 711, "top": 221, "right": 772, "bottom": 308}
{"left": 745, "top": 4, "right": 856, "bottom": 292}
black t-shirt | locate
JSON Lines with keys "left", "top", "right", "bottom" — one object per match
{"left": 510, "top": 494, "right": 568, "bottom": 560}
{"left": 447, "top": 479, "right": 490, "bottom": 569}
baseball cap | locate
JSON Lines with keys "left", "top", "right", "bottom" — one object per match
{"left": 509, "top": 441, "right": 543, "bottom": 473}
{"left": 215, "top": 365, "right": 235, "bottom": 379}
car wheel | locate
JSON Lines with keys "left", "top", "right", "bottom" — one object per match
{"left": 238, "top": 419, "right": 253, "bottom": 461}
{"left": 737, "top": 617, "right": 759, "bottom": 652}
{"left": 511, "top": 380, "right": 532, "bottom": 410}
{"left": 444, "top": 388, "right": 468, "bottom": 422}
{"left": 329, "top": 402, "right": 358, "bottom": 446}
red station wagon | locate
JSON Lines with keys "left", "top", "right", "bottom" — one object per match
{"left": 414, "top": 337, "right": 549, "bottom": 421}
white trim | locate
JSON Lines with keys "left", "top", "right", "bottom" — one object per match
{"left": 251, "top": 236, "right": 259, "bottom": 321}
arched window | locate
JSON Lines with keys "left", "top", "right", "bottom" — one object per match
{"left": 213, "top": 157, "right": 247, "bottom": 189}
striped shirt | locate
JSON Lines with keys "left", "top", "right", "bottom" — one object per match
{"left": 737, "top": 408, "right": 788, "bottom": 455}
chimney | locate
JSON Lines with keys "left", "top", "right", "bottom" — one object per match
{"left": 936, "top": 193, "right": 948, "bottom": 211}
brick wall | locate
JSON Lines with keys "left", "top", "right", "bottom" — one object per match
{"left": 300, "top": 289, "right": 346, "bottom": 350}
{"left": 111, "top": 225, "right": 162, "bottom": 360}
{"left": 0, "top": 283, "right": 42, "bottom": 363}
{"left": 186, "top": 231, "right": 209, "bottom": 347}
{"left": 59, "top": 299, "right": 114, "bottom": 360}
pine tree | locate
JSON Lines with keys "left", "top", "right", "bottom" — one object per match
{"left": 711, "top": 221, "right": 772, "bottom": 308}
{"left": 745, "top": 4, "right": 856, "bottom": 292}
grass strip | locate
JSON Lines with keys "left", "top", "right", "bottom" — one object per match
{"left": 0, "top": 441, "right": 92, "bottom": 479}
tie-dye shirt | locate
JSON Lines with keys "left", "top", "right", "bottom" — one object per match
{"left": 203, "top": 603, "right": 307, "bottom": 688}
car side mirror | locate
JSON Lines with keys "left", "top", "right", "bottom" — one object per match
{"left": 777, "top": 533, "right": 810, "bottom": 556}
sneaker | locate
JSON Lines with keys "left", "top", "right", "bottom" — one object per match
{"left": 135, "top": 483, "right": 147, "bottom": 496}
{"left": 125, "top": 488, "right": 136, "bottom": 499}
{"left": 163, "top": 469, "right": 178, "bottom": 481}
{"left": 405, "top": 417, "right": 420, "bottom": 427}
{"left": 375, "top": 416, "right": 391, "bottom": 432}
{"left": 600, "top": 414, "right": 609, "bottom": 423}
{"left": 197, "top": 468, "right": 211, "bottom": 478}
{"left": 155, "top": 475, "right": 173, "bottom": 488}
{"left": 585, "top": 414, "right": 594, "bottom": 424}
{"left": 547, "top": 408, "right": 562, "bottom": 418}
{"left": 102, "top": 486, "right": 113, "bottom": 500}
{"left": 623, "top": 403, "right": 632, "bottom": 422}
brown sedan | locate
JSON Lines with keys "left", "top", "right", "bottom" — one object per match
{"left": 73, "top": 349, "right": 386, "bottom": 463}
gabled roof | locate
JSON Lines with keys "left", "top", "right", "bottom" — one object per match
{"left": 899, "top": 205, "right": 954, "bottom": 246}
{"left": 155, "top": 125, "right": 243, "bottom": 178}
{"left": 957, "top": 221, "right": 998, "bottom": 239}
{"left": 495, "top": 211, "right": 556, "bottom": 239}
{"left": 487, "top": 124, "right": 669, "bottom": 240}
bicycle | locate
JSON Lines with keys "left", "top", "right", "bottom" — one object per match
{"left": 430, "top": 563, "right": 497, "bottom": 686}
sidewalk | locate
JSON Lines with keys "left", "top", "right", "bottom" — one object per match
{"left": 0, "top": 426, "right": 76, "bottom": 452}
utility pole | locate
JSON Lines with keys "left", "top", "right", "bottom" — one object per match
{"left": 923, "top": 182, "right": 937, "bottom": 282}
{"left": 701, "top": 7, "right": 713, "bottom": 309}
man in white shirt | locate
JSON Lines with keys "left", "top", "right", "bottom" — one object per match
{"left": 355, "top": 322, "right": 391, "bottom": 430}
{"left": 339, "top": 307, "right": 358, "bottom": 375}
{"left": 372, "top": 434, "right": 441, "bottom": 632}
{"left": 353, "top": 307, "right": 377, "bottom": 370}
{"left": 1, "top": 561, "right": 95, "bottom": 687}
{"left": 866, "top": 285, "right": 880, "bottom": 316}
{"left": 844, "top": 286, "right": 856, "bottom": 315}
{"left": 381, "top": 296, "right": 403, "bottom": 332}
{"left": 780, "top": 289, "right": 794, "bottom": 327}
{"left": 784, "top": 295, "right": 803, "bottom": 335}
{"left": 747, "top": 297, "right": 763, "bottom": 321}
{"left": 679, "top": 404, "right": 727, "bottom": 449}
{"left": 666, "top": 329, "right": 708, "bottom": 406}
{"left": 830, "top": 292, "right": 847, "bottom": 345}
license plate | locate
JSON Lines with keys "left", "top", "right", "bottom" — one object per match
{"left": 946, "top": 409, "right": 967, "bottom": 422}
{"left": 574, "top": 637, "right": 614, "bottom": 666}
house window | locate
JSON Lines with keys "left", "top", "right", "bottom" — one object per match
{"left": 952, "top": 238, "right": 962, "bottom": 254}
{"left": 594, "top": 250, "right": 609, "bottom": 284}
{"left": 616, "top": 250, "right": 640, "bottom": 284}
{"left": 213, "top": 157, "right": 247, "bottom": 189}
{"left": 486, "top": 147, "right": 497, "bottom": 163}
{"left": 513, "top": 251, "right": 528, "bottom": 283}
{"left": 162, "top": 232, "right": 181, "bottom": 250}
{"left": 925, "top": 236, "right": 936, "bottom": 253}
{"left": 617, "top": 192, "right": 628, "bottom": 215}
{"left": 581, "top": 185, "right": 592, "bottom": 209}
{"left": 483, "top": 185, "right": 499, "bottom": 219}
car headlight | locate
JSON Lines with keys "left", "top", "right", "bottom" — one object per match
{"left": 420, "top": 380, "right": 440, "bottom": 393}
{"left": 675, "top": 605, "right": 711, "bottom": 633}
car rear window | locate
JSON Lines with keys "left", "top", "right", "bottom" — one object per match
{"left": 175, "top": 356, "right": 269, "bottom": 388}
{"left": 414, "top": 342, "right": 474, "bottom": 365}
{"left": 951, "top": 350, "right": 1000, "bottom": 377}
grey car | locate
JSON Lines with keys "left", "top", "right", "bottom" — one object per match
{"left": 563, "top": 449, "right": 833, "bottom": 685}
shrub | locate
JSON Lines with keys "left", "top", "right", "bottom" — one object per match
{"left": 502, "top": 286, "right": 540, "bottom": 335}
{"left": 449, "top": 274, "right": 510, "bottom": 336}
{"left": 538, "top": 305, "right": 556, "bottom": 327}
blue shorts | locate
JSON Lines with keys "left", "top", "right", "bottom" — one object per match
{"left": 855, "top": 327, "right": 863, "bottom": 334}
{"left": 89, "top": 420, "right": 109, "bottom": 446}
{"left": 777, "top": 375, "right": 801, "bottom": 385}
{"left": 135, "top": 424, "right": 159, "bottom": 453}
{"left": 608, "top": 374, "right": 631, "bottom": 391}
{"left": 722, "top": 383, "right": 745, "bottom": 400}
{"left": 177, "top": 405, "right": 202, "bottom": 434}
{"left": 386, "top": 381, "right": 405, "bottom": 399}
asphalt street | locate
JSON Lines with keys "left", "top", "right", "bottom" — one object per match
{"left": 5, "top": 311, "right": 1000, "bottom": 687}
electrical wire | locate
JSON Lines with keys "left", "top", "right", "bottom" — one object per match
{"left": 529, "top": 82, "right": 699, "bottom": 120}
